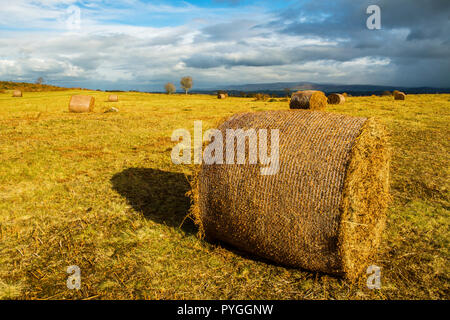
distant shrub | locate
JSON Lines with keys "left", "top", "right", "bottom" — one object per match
{"left": 254, "top": 93, "right": 270, "bottom": 101}
{"left": 284, "top": 88, "right": 291, "bottom": 97}
{"left": 269, "top": 98, "right": 277, "bottom": 102}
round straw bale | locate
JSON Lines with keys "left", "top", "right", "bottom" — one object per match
{"left": 218, "top": 93, "right": 227, "bottom": 99}
{"left": 190, "top": 110, "right": 390, "bottom": 280}
{"left": 108, "top": 94, "right": 119, "bottom": 102}
{"left": 327, "top": 93, "right": 345, "bottom": 105}
{"left": 394, "top": 91, "right": 406, "bottom": 100}
{"left": 12, "top": 90, "right": 22, "bottom": 97}
{"left": 290, "top": 90, "right": 327, "bottom": 110}
{"left": 69, "top": 95, "right": 95, "bottom": 113}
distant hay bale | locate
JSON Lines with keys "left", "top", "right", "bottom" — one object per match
{"left": 289, "top": 90, "right": 327, "bottom": 110}
{"left": 12, "top": 90, "right": 22, "bottom": 97}
{"left": 190, "top": 110, "right": 390, "bottom": 280}
{"left": 327, "top": 93, "right": 346, "bottom": 105}
{"left": 108, "top": 95, "right": 119, "bottom": 102}
{"left": 217, "top": 93, "right": 227, "bottom": 99}
{"left": 68, "top": 95, "right": 95, "bottom": 113}
{"left": 394, "top": 91, "right": 406, "bottom": 100}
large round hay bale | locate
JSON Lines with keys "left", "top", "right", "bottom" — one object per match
{"left": 108, "top": 94, "right": 119, "bottom": 102}
{"left": 12, "top": 90, "right": 22, "bottom": 97}
{"left": 69, "top": 95, "right": 95, "bottom": 113}
{"left": 191, "top": 110, "right": 390, "bottom": 280}
{"left": 289, "top": 90, "right": 327, "bottom": 110}
{"left": 327, "top": 93, "right": 345, "bottom": 105}
{"left": 394, "top": 91, "right": 406, "bottom": 100}
{"left": 217, "top": 93, "right": 227, "bottom": 99}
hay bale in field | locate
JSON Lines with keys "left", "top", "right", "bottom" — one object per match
{"left": 218, "top": 93, "right": 227, "bottom": 99}
{"left": 108, "top": 94, "right": 119, "bottom": 102}
{"left": 68, "top": 95, "right": 95, "bottom": 113}
{"left": 290, "top": 90, "right": 327, "bottom": 110}
{"left": 190, "top": 110, "right": 390, "bottom": 280}
{"left": 327, "top": 93, "right": 346, "bottom": 105}
{"left": 394, "top": 91, "right": 406, "bottom": 100}
{"left": 12, "top": 90, "right": 22, "bottom": 97}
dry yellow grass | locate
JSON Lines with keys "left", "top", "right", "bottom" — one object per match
{"left": 0, "top": 90, "right": 448, "bottom": 299}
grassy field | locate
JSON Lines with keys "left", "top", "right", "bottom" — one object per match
{"left": 0, "top": 90, "right": 448, "bottom": 300}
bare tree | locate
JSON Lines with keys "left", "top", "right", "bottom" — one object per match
{"left": 164, "top": 82, "right": 176, "bottom": 94}
{"left": 284, "top": 87, "right": 291, "bottom": 97}
{"left": 36, "top": 77, "right": 44, "bottom": 85}
{"left": 180, "top": 76, "right": 193, "bottom": 95}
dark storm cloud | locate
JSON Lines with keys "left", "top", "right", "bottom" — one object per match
{"left": 268, "top": 0, "right": 450, "bottom": 86}
{"left": 273, "top": 0, "right": 450, "bottom": 42}
{"left": 185, "top": 0, "right": 449, "bottom": 87}
{"left": 183, "top": 53, "right": 288, "bottom": 68}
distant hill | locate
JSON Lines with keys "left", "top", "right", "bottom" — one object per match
{"left": 0, "top": 81, "right": 76, "bottom": 92}
{"left": 200, "top": 82, "right": 450, "bottom": 96}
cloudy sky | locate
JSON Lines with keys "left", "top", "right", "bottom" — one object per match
{"left": 0, "top": 0, "right": 449, "bottom": 91}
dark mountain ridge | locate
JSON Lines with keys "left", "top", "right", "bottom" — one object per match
{"left": 198, "top": 82, "right": 450, "bottom": 96}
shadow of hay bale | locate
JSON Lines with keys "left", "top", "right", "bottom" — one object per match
{"left": 111, "top": 168, "right": 195, "bottom": 234}
{"left": 111, "top": 168, "right": 325, "bottom": 276}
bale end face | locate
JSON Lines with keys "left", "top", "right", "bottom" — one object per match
{"left": 217, "top": 93, "right": 227, "bottom": 99}
{"left": 108, "top": 95, "right": 119, "bottom": 102}
{"left": 69, "top": 95, "right": 95, "bottom": 113}
{"left": 189, "top": 111, "right": 390, "bottom": 281}
{"left": 290, "top": 90, "right": 327, "bottom": 110}
{"left": 338, "top": 118, "right": 390, "bottom": 280}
